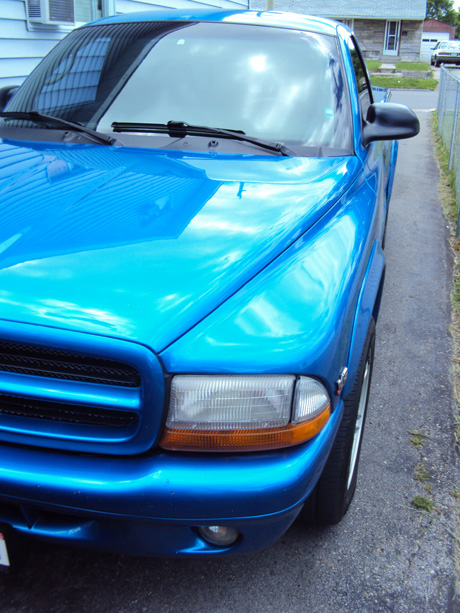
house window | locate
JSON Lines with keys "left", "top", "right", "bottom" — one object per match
{"left": 384, "top": 20, "right": 401, "bottom": 55}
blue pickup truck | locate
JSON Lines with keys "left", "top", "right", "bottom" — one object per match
{"left": 0, "top": 10, "right": 418, "bottom": 563}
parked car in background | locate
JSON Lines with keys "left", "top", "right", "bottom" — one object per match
{"left": 0, "top": 10, "right": 419, "bottom": 564}
{"left": 431, "top": 40, "right": 460, "bottom": 66}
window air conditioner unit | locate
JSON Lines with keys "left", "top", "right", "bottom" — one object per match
{"left": 27, "top": 0, "right": 75, "bottom": 25}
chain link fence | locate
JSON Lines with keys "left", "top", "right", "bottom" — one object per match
{"left": 437, "top": 65, "right": 460, "bottom": 234}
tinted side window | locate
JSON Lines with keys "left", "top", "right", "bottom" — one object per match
{"left": 347, "top": 37, "right": 372, "bottom": 120}
{"left": 36, "top": 37, "right": 111, "bottom": 112}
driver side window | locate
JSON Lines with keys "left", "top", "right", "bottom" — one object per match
{"left": 347, "top": 37, "right": 373, "bottom": 121}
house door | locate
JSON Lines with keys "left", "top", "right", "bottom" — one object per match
{"left": 384, "top": 20, "right": 401, "bottom": 55}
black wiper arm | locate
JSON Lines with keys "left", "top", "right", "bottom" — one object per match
{"left": 111, "top": 120, "right": 295, "bottom": 157}
{"left": 0, "top": 111, "right": 120, "bottom": 146}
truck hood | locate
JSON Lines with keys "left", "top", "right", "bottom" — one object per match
{"left": 0, "top": 139, "right": 360, "bottom": 351}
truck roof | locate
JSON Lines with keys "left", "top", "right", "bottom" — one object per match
{"left": 91, "top": 9, "right": 340, "bottom": 36}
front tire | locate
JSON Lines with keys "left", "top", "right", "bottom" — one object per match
{"left": 302, "top": 319, "right": 375, "bottom": 525}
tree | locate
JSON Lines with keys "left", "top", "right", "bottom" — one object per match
{"left": 426, "top": 0, "right": 459, "bottom": 27}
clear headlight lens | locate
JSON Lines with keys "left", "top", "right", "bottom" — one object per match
{"left": 167, "top": 374, "right": 295, "bottom": 430}
{"left": 159, "top": 375, "right": 330, "bottom": 452}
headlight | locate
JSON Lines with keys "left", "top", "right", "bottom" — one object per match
{"left": 159, "top": 374, "right": 330, "bottom": 452}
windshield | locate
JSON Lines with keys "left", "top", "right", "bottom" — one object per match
{"left": 438, "top": 41, "right": 460, "bottom": 50}
{"left": 4, "top": 21, "right": 352, "bottom": 155}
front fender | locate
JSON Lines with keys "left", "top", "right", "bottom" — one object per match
{"left": 342, "top": 241, "right": 385, "bottom": 398}
{"left": 159, "top": 170, "right": 379, "bottom": 403}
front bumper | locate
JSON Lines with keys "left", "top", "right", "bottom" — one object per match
{"left": 0, "top": 400, "right": 343, "bottom": 556}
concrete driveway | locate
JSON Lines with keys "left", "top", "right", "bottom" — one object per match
{"left": 0, "top": 98, "right": 458, "bottom": 612}
{"left": 391, "top": 89, "right": 438, "bottom": 110}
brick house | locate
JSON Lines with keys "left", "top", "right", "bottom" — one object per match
{"left": 249, "top": 0, "right": 427, "bottom": 61}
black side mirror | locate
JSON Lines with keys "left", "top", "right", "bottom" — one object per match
{"left": 0, "top": 86, "right": 19, "bottom": 113}
{"left": 362, "top": 102, "right": 420, "bottom": 147}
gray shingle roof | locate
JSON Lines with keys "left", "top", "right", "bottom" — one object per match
{"left": 249, "top": 0, "right": 427, "bottom": 20}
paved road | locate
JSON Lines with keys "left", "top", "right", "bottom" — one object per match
{"left": 0, "top": 99, "right": 458, "bottom": 612}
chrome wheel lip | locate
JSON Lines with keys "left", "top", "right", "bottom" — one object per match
{"left": 347, "top": 357, "right": 371, "bottom": 490}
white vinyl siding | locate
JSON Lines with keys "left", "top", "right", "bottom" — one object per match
{"left": 0, "top": 1, "right": 64, "bottom": 87}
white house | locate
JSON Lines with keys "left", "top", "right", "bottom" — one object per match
{"left": 0, "top": 0, "right": 248, "bottom": 88}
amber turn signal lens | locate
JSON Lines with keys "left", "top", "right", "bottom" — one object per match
{"left": 159, "top": 405, "right": 330, "bottom": 452}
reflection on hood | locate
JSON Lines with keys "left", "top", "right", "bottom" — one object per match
{"left": 0, "top": 139, "right": 359, "bottom": 350}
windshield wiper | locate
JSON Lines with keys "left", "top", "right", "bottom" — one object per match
{"left": 111, "top": 120, "right": 295, "bottom": 157}
{"left": 0, "top": 111, "right": 120, "bottom": 146}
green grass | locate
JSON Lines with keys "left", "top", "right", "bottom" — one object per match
{"left": 371, "top": 76, "right": 438, "bottom": 90}
{"left": 432, "top": 114, "right": 459, "bottom": 243}
{"left": 366, "top": 60, "right": 381, "bottom": 72}
{"left": 414, "top": 463, "right": 433, "bottom": 492}
{"left": 409, "top": 430, "right": 428, "bottom": 447}
{"left": 395, "top": 61, "right": 431, "bottom": 71}
{"left": 411, "top": 495, "right": 434, "bottom": 512}
{"left": 414, "top": 463, "right": 431, "bottom": 483}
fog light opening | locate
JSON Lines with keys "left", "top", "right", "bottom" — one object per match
{"left": 198, "top": 525, "right": 240, "bottom": 547}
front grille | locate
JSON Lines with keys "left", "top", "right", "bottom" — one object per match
{"left": 0, "top": 330, "right": 162, "bottom": 455}
{"left": 0, "top": 340, "right": 141, "bottom": 387}
{"left": 0, "top": 394, "right": 138, "bottom": 428}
